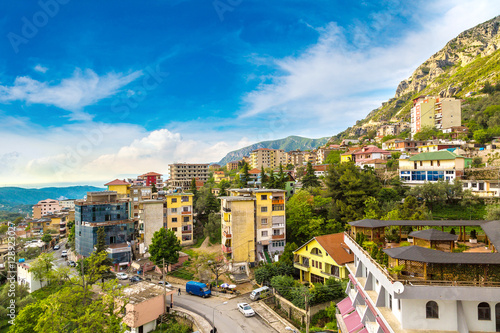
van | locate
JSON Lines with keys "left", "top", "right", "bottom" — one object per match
{"left": 185, "top": 281, "right": 211, "bottom": 298}
{"left": 249, "top": 286, "right": 271, "bottom": 301}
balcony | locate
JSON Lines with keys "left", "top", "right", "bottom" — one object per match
{"left": 223, "top": 207, "right": 231, "bottom": 213}
{"left": 222, "top": 245, "right": 232, "bottom": 253}
{"left": 321, "top": 270, "right": 339, "bottom": 278}
{"left": 272, "top": 234, "right": 285, "bottom": 240}
{"left": 293, "top": 261, "right": 309, "bottom": 271}
{"left": 272, "top": 223, "right": 285, "bottom": 228}
{"left": 223, "top": 230, "right": 232, "bottom": 239}
{"left": 272, "top": 198, "right": 284, "bottom": 204}
{"left": 181, "top": 211, "right": 191, "bottom": 215}
{"left": 223, "top": 212, "right": 231, "bottom": 222}
{"left": 182, "top": 230, "right": 192, "bottom": 234}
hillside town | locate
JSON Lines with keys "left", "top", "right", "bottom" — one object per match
{"left": 1, "top": 91, "right": 500, "bottom": 333}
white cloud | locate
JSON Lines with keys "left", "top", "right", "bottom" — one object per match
{"left": 0, "top": 68, "right": 143, "bottom": 120}
{"left": 240, "top": 0, "right": 500, "bottom": 132}
{"left": 34, "top": 64, "right": 48, "bottom": 73}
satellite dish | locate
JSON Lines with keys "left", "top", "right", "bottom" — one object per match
{"left": 393, "top": 281, "right": 405, "bottom": 294}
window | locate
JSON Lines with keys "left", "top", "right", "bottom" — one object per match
{"left": 426, "top": 301, "right": 439, "bottom": 319}
{"left": 478, "top": 302, "right": 491, "bottom": 320}
{"left": 261, "top": 231, "right": 268, "bottom": 237}
{"left": 261, "top": 195, "right": 267, "bottom": 200}
{"left": 172, "top": 228, "right": 177, "bottom": 232}
{"left": 398, "top": 299, "right": 401, "bottom": 310}
{"left": 183, "top": 216, "right": 190, "bottom": 222}
{"left": 261, "top": 206, "right": 268, "bottom": 212}
{"left": 261, "top": 218, "right": 268, "bottom": 225}
{"left": 171, "top": 198, "right": 177, "bottom": 203}
{"left": 181, "top": 196, "right": 189, "bottom": 202}
{"left": 171, "top": 208, "right": 177, "bottom": 213}
{"left": 172, "top": 218, "right": 178, "bottom": 223}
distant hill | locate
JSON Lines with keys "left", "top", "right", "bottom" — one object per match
{"left": 0, "top": 186, "right": 104, "bottom": 209}
{"left": 333, "top": 15, "right": 500, "bottom": 140}
{"left": 218, "top": 135, "right": 330, "bottom": 165}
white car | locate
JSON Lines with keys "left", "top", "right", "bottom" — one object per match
{"left": 158, "top": 281, "right": 172, "bottom": 288}
{"left": 61, "top": 250, "right": 67, "bottom": 258}
{"left": 116, "top": 273, "right": 128, "bottom": 280}
{"left": 237, "top": 303, "right": 255, "bottom": 317}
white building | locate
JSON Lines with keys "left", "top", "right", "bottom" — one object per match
{"left": 338, "top": 219, "right": 500, "bottom": 333}
{"left": 17, "top": 260, "right": 47, "bottom": 293}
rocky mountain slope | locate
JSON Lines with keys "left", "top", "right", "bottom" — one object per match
{"left": 334, "top": 15, "right": 500, "bottom": 139}
{"left": 218, "top": 135, "right": 329, "bottom": 165}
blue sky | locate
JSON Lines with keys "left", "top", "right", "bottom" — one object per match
{"left": 0, "top": 0, "right": 499, "bottom": 186}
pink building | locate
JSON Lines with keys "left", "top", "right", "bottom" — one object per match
{"left": 121, "top": 282, "right": 175, "bottom": 333}
{"left": 32, "top": 199, "right": 61, "bottom": 219}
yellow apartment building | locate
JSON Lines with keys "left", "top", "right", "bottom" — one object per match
{"left": 221, "top": 189, "right": 286, "bottom": 263}
{"left": 293, "top": 233, "right": 353, "bottom": 284}
{"left": 164, "top": 193, "right": 194, "bottom": 246}
{"left": 249, "top": 148, "right": 286, "bottom": 169}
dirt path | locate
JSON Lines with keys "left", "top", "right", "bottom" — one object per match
{"left": 193, "top": 237, "right": 221, "bottom": 254}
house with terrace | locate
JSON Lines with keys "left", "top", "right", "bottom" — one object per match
{"left": 337, "top": 219, "right": 500, "bottom": 333}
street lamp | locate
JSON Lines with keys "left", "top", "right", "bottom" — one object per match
{"left": 212, "top": 301, "right": 228, "bottom": 333}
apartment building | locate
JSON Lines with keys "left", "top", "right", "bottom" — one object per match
{"left": 293, "top": 233, "right": 353, "bottom": 284}
{"left": 339, "top": 219, "right": 500, "bottom": 333}
{"left": 411, "top": 96, "right": 461, "bottom": 137}
{"left": 137, "top": 172, "right": 163, "bottom": 187}
{"left": 249, "top": 148, "right": 287, "bottom": 169}
{"left": 220, "top": 189, "right": 286, "bottom": 263}
{"left": 137, "top": 193, "right": 195, "bottom": 254}
{"left": 75, "top": 191, "right": 134, "bottom": 271}
{"left": 352, "top": 146, "right": 391, "bottom": 167}
{"left": 59, "top": 199, "right": 76, "bottom": 210}
{"left": 417, "top": 142, "right": 463, "bottom": 153}
{"left": 399, "top": 150, "right": 472, "bottom": 184}
{"left": 168, "top": 163, "right": 209, "bottom": 191}
{"left": 226, "top": 161, "right": 240, "bottom": 171}
{"left": 163, "top": 193, "right": 194, "bottom": 246}
{"left": 376, "top": 122, "right": 410, "bottom": 139}
{"left": 32, "top": 199, "right": 61, "bottom": 219}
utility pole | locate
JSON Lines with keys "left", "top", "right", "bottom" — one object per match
{"left": 305, "top": 293, "right": 309, "bottom": 333}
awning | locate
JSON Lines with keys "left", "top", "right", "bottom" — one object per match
{"left": 337, "top": 296, "right": 355, "bottom": 316}
{"left": 344, "top": 311, "right": 364, "bottom": 333}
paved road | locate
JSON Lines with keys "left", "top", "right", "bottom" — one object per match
{"left": 174, "top": 292, "right": 276, "bottom": 333}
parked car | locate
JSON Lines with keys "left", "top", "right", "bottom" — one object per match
{"left": 116, "top": 273, "right": 128, "bottom": 280}
{"left": 67, "top": 260, "right": 76, "bottom": 267}
{"left": 185, "top": 281, "right": 211, "bottom": 298}
{"left": 130, "top": 276, "right": 143, "bottom": 282}
{"left": 61, "top": 250, "right": 68, "bottom": 258}
{"left": 158, "top": 281, "right": 172, "bottom": 288}
{"left": 249, "top": 286, "right": 271, "bottom": 301}
{"left": 53, "top": 245, "right": 60, "bottom": 250}
{"left": 237, "top": 303, "right": 255, "bottom": 317}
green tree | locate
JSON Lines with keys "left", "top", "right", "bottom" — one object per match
{"left": 473, "top": 129, "right": 492, "bottom": 144}
{"left": 239, "top": 162, "right": 250, "bottom": 187}
{"left": 95, "top": 227, "right": 107, "bottom": 253}
{"left": 41, "top": 234, "right": 52, "bottom": 244}
{"left": 302, "top": 161, "right": 320, "bottom": 188}
{"left": 267, "top": 169, "right": 276, "bottom": 188}
{"left": 325, "top": 151, "right": 341, "bottom": 165}
{"left": 190, "top": 178, "right": 198, "bottom": 199}
{"left": 219, "top": 180, "right": 231, "bottom": 196}
{"left": 29, "top": 253, "right": 55, "bottom": 286}
{"left": 413, "top": 126, "right": 440, "bottom": 141}
{"left": 279, "top": 242, "right": 297, "bottom": 266}
{"left": 204, "top": 212, "right": 221, "bottom": 244}
{"left": 13, "top": 217, "right": 23, "bottom": 225}
{"left": 151, "top": 183, "right": 158, "bottom": 193}
{"left": 260, "top": 166, "right": 268, "bottom": 188}
{"left": 149, "top": 228, "right": 182, "bottom": 271}
{"left": 9, "top": 301, "right": 43, "bottom": 333}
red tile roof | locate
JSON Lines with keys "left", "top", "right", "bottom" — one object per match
{"left": 104, "top": 179, "right": 130, "bottom": 186}
{"left": 248, "top": 168, "right": 261, "bottom": 174}
{"left": 314, "top": 233, "right": 354, "bottom": 265}
{"left": 139, "top": 172, "right": 162, "bottom": 177}
{"left": 352, "top": 146, "right": 390, "bottom": 155}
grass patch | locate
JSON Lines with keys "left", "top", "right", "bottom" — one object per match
{"left": 31, "top": 283, "right": 65, "bottom": 301}
{"left": 168, "top": 269, "right": 194, "bottom": 280}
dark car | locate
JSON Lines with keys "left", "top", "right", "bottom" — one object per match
{"left": 129, "top": 276, "right": 143, "bottom": 282}
{"left": 67, "top": 260, "right": 76, "bottom": 267}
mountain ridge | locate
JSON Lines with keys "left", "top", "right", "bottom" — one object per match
{"left": 0, "top": 185, "right": 104, "bottom": 207}
{"left": 218, "top": 135, "right": 330, "bottom": 165}
{"left": 332, "top": 15, "right": 500, "bottom": 140}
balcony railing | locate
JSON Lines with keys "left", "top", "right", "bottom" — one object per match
{"left": 272, "top": 199, "right": 284, "bottom": 204}
{"left": 321, "top": 270, "right": 339, "bottom": 278}
{"left": 272, "top": 234, "right": 285, "bottom": 240}
{"left": 223, "top": 231, "right": 232, "bottom": 238}
{"left": 272, "top": 223, "right": 285, "bottom": 228}
{"left": 293, "top": 261, "right": 309, "bottom": 269}
{"left": 222, "top": 245, "right": 232, "bottom": 253}
{"left": 182, "top": 230, "right": 192, "bottom": 234}
{"left": 181, "top": 211, "right": 191, "bottom": 214}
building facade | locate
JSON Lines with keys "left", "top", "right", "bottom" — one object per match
{"left": 220, "top": 189, "right": 286, "bottom": 263}
{"left": 137, "top": 172, "right": 163, "bottom": 187}
{"left": 75, "top": 191, "right": 134, "bottom": 271}
{"left": 293, "top": 233, "right": 353, "bottom": 284}
{"left": 411, "top": 96, "right": 461, "bottom": 137}
{"left": 168, "top": 163, "right": 209, "bottom": 191}
{"left": 32, "top": 199, "right": 61, "bottom": 219}
{"left": 249, "top": 148, "right": 287, "bottom": 169}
